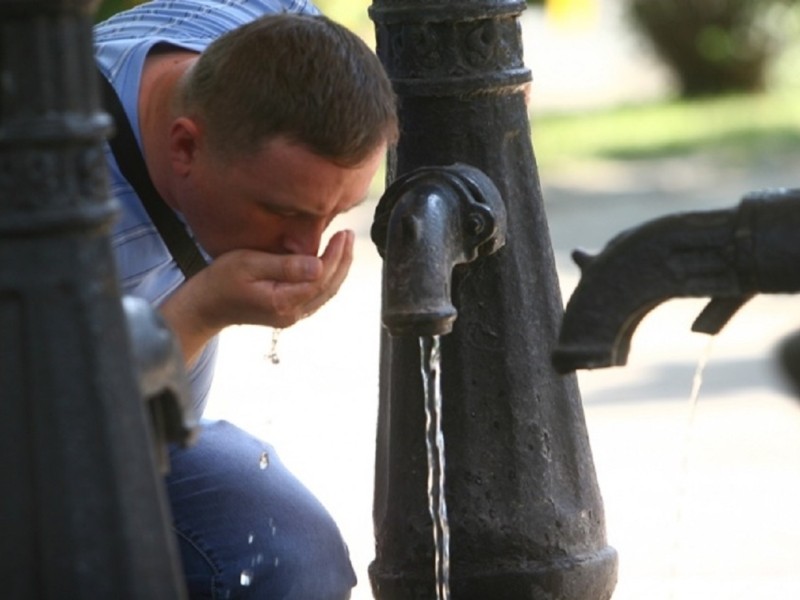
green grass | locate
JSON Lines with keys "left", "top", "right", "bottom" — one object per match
{"left": 530, "top": 89, "right": 800, "bottom": 169}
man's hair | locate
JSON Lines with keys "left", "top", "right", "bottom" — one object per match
{"left": 180, "top": 13, "right": 398, "bottom": 166}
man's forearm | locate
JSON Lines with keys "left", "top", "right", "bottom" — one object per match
{"left": 159, "top": 280, "right": 222, "bottom": 366}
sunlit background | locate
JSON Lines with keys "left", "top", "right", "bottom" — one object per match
{"left": 95, "top": 1, "right": 800, "bottom": 598}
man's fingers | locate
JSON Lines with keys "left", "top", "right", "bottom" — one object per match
{"left": 228, "top": 250, "right": 322, "bottom": 283}
{"left": 296, "top": 230, "right": 354, "bottom": 317}
{"left": 318, "top": 229, "right": 354, "bottom": 282}
{"left": 247, "top": 230, "right": 354, "bottom": 284}
{"left": 270, "top": 230, "right": 355, "bottom": 320}
{"left": 320, "top": 229, "right": 352, "bottom": 261}
{"left": 282, "top": 254, "right": 323, "bottom": 282}
{"left": 205, "top": 232, "right": 355, "bottom": 329}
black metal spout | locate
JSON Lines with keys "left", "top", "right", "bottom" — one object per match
{"left": 371, "top": 164, "right": 507, "bottom": 336}
{"left": 553, "top": 188, "right": 800, "bottom": 373}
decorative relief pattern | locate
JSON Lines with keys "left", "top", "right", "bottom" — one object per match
{"left": 391, "top": 22, "right": 442, "bottom": 72}
{"left": 376, "top": 16, "right": 528, "bottom": 96}
{"left": 463, "top": 20, "right": 497, "bottom": 69}
{"left": 76, "top": 144, "right": 110, "bottom": 204}
{"left": 0, "top": 144, "right": 107, "bottom": 212}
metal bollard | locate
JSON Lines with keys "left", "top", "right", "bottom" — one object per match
{"left": 0, "top": 1, "right": 187, "bottom": 597}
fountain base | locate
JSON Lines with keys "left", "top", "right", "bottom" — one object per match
{"left": 370, "top": 546, "right": 618, "bottom": 600}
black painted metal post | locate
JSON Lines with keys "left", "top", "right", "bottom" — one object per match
{"left": 369, "top": 1, "right": 618, "bottom": 598}
{"left": 0, "top": 1, "right": 185, "bottom": 597}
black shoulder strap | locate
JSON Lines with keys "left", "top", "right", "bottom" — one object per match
{"left": 98, "top": 69, "right": 207, "bottom": 279}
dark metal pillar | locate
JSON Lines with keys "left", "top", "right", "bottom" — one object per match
{"left": 369, "top": 1, "right": 618, "bottom": 598}
{"left": 0, "top": 1, "right": 185, "bottom": 597}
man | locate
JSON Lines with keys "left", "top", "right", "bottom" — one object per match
{"left": 94, "top": 2, "right": 398, "bottom": 598}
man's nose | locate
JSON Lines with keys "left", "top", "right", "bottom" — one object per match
{"left": 282, "top": 218, "right": 327, "bottom": 256}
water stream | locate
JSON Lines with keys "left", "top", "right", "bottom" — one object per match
{"left": 667, "top": 337, "right": 716, "bottom": 599}
{"left": 420, "top": 335, "right": 451, "bottom": 600}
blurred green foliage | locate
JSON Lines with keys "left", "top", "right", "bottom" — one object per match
{"left": 313, "top": 0, "right": 374, "bottom": 41}
{"left": 531, "top": 90, "right": 800, "bottom": 169}
{"left": 625, "top": 0, "right": 800, "bottom": 97}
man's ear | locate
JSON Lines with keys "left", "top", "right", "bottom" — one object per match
{"left": 169, "top": 116, "right": 202, "bottom": 176}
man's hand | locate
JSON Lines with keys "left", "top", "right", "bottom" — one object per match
{"left": 160, "top": 229, "right": 354, "bottom": 363}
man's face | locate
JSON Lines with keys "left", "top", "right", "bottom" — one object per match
{"left": 173, "top": 135, "right": 385, "bottom": 259}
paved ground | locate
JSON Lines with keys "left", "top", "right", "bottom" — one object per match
{"left": 203, "top": 4, "right": 800, "bottom": 598}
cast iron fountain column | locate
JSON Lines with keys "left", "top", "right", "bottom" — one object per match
{"left": 369, "top": 1, "right": 618, "bottom": 598}
{"left": 0, "top": 1, "right": 185, "bottom": 597}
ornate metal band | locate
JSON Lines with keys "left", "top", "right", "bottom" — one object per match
{"left": 370, "top": 0, "right": 532, "bottom": 97}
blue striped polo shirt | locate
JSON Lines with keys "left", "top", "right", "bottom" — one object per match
{"left": 94, "top": 0, "right": 320, "bottom": 415}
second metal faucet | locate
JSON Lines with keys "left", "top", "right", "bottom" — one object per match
{"left": 553, "top": 187, "right": 800, "bottom": 373}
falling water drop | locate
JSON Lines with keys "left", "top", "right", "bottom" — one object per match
{"left": 247, "top": 533, "right": 255, "bottom": 544}
{"left": 420, "top": 335, "right": 451, "bottom": 600}
{"left": 259, "top": 451, "right": 270, "bottom": 470}
{"left": 240, "top": 569, "right": 253, "bottom": 586}
{"left": 265, "top": 328, "right": 282, "bottom": 364}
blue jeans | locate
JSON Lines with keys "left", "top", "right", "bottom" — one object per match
{"left": 165, "top": 420, "right": 356, "bottom": 599}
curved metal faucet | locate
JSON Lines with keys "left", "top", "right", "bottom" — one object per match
{"left": 553, "top": 188, "right": 800, "bottom": 373}
{"left": 371, "top": 163, "right": 507, "bottom": 336}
